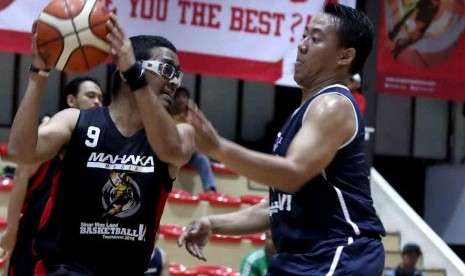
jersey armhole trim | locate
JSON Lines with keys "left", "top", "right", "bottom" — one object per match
{"left": 301, "top": 92, "right": 358, "bottom": 150}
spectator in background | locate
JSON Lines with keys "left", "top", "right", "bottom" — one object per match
{"left": 240, "top": 230, "right": 276, "bottom": 276}
{"left": 171, "top": 87, "right": 217, "bottom": 192}
{"left": 347, "top": 73, "right": 366, "bottom": 115}
{"left": 385, "top": 243, "right": 425, "bottom": 276}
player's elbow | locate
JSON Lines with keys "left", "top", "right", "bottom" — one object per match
{"left": 6, "top": 144, "right": 34, "bottom": 164}
{"left": 153, "top": 143, "right": 191, "bottom": 167}
{"left": 278, "top": 169, "right": 319, "bottom": 194}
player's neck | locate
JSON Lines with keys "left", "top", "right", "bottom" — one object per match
{"left": 300, "top": 74, "right": 347, "bottom": 104}
{"left": 108, "top": 93, "right": 144, "bottom": 137}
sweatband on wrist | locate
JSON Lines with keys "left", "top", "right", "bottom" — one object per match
{"left": 122, "top": 62, "right": 148, "bottom": 91}
{"left": 29, "top": 64, "right": 50, "bottom": 78}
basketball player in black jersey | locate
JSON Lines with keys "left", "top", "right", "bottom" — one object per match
{"left": 1, "top": 77, "right": 103, "bottom": 276}
{"left": 8, "top": 15, "right": 195, "bottom": 275}
{"left": 179, "top": 3, "right": 385, "bottom": 275}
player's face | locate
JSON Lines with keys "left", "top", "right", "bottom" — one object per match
{"left": 147, "top": 47, "right": 181, "bottom": 109}
{"left": 294, "top": 13, "right": 343, "bottom": 88}
{"left": 70, "top": 81, "right": 103, "bottom": 109}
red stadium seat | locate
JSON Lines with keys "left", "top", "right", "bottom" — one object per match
{"left": 169, "top": 263, "right": 199, "bottom": 276}
{"left": 159, "top": 224, "right": 183, "bottom": 240}
{"left": 168, "top": 189, "right": 200, "bottom": 204}
{"left": 0, "top": 177, "right": 13, "bottom": 192}
{"left": 210, "top": 234, "right": 242, "bottom": 244}
{"left": 0, "top": 215, "right": 7, "bottom": 230}
{"left": 0, "top": 143, "right": 7, "bottom": 157}
{"left": 196, "top": 265, "right": 237, "bottom": 276}
{"left": 243, "top": 232, "right": 266, "bottom": 246}
{"left": 198, "top": 192, "right": 241, "bottom": 208}
{"left": 239, "top": 195, "right": 266, "bottom": 205}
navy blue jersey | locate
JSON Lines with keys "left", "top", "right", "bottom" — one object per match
{"left": 35, "top": 107, "right": 173, "bottom": 275}
{"left": 8, "top": 157, "right": 61, "bottom": 276}
{"left": 269, "top": 84, "right": 385, "bottom": 253}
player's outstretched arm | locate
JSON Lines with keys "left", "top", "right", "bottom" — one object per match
{"left": 188, "top": 94, "right": 355, "bottom": 193}
{"left": 177, "top": 201, "right": 269, "bottom": 261}
{"left": 106, "top": 15, "right": 193, "bottom": 167}
{"left": 0, "top": 163, "right": 40, "bottom": 260}
{"left": 8, "top": 22, "right": 77, "bottom": 164}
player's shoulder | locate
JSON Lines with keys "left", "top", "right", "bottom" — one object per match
{"left": 307, "top": 92, "right": 353, "bottom": 118}
{"left": 53, "top": 108, "right": 81, "bottom": 121}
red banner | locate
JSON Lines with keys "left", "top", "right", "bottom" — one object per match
{"left": 0, "top": 0, "right": 355, "bottom": 86}
{"left": 377, "top": 0, "right": 465, "bottom": 101}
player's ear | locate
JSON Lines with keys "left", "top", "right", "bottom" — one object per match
{"left": 67, "top": 94, "right": 77, "bottom": 108}
{"left": 337, "top": 47, "right": 355, "bottom": 67}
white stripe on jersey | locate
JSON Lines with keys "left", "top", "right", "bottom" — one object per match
{"left": 325, "top": 237, "right": 354, "bottom": 276}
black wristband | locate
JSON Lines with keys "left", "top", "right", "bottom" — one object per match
{"left": 29, "top": 64, "right": 50, "bottom": 77}
{"left": 122, "top": 62, "right": 148, "bottom": 91}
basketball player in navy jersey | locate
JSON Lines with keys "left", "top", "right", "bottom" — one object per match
{"left": 8, "top": 15, "right": 194, "bottom": 275}
{"left": 178, "top": 3, "right": 385, "bottom": 275}
{"left": 0, "top": 77, "right": 103, "bottom": 276}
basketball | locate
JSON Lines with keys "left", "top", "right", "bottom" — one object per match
{"left": 36, "top": 0, "right": 111, "bottom": 73}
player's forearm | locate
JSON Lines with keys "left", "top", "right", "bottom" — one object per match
{"left": 6, "top": 170, "right": 30, "bottom": 230}
{"left": 8, "top": 74, "right": 47, "bottom": 163}
{"left": 208, "top": 202, "right": 269, "bottom": 235}
{"left": 134, "top": 87, "right": 190, "bottom": 166}
{"left": 214, "top": 138, "right": 308, "bottom": 193}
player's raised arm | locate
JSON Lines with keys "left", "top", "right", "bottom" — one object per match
{"left": 106, "top": 15, "right": 193, "bottom": 167}
{"left": 8, "top": 23, "right": 76, "bottom": 164}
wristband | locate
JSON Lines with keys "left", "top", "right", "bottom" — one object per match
{"left": 29, "top": 64, "right": 50, "bottom": 78}
{"left": 122, "top": 62, "right": 148, "bottom": 91}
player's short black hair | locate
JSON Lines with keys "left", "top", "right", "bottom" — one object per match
{"left": 131, "top": 35, "right": 177, "bottom": 60}
{"left": 111, "top": 35, "right": 177, "bottom": 97}
{"left": 64, "top": 76, "right": 101, "bottom": 97}
{"left": 61, "top": 76, "right": 101, "bottom": 109}
{"left": 324, "top": 3, "right": 374, "bottom": 74}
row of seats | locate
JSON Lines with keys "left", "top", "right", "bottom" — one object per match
{"left": 162, "top": 189, "right": 265, "bottom": 226}
{"left": 169, "top": 189, "right": 266, "bottom": 206}
{"left": 160, "top": 224, "right": 266, "bottom": 247}
{"left": 170, "top": 263, "right": 239, "bottom": 276}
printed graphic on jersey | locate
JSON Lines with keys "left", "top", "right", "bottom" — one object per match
{"left": 87, "top": 152, "right": 155, "bottom": 173}
{"left": 269, "top": 193, "right": 292, "bottom": 216}
{"left": 101, "top": 172, "right": 141, "bottom": 219}
{"left": 80, "top": 222, "right": 147, "bottom": 242}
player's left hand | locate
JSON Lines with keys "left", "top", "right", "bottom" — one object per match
{"left": 177, "top": 217, "right": 212, "bottom": 261}
{"left": 106, "top": 14, "right": 136, "bottom": 72}
{"left": 187, "top": 101, "right": 221, "bottom": 157}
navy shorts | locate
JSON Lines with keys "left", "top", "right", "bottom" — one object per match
{"left": 267, "top": 236, "right": 385, "bottom": 275}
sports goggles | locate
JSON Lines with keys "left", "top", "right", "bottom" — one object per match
{"left": 140, "top": 60, "right": 183, "bottom": 84}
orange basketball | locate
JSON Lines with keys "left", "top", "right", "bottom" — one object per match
{"left": 36, "top": 0, "right": 111, "bottom": 73}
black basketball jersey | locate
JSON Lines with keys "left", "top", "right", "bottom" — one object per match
{"left": 9, "top": 157, "right": 61, "bottom": 275}
{"left": 35, "top": 107, "right": 173, "bottom": 275}
{"left": 269, "top": 84, "right": 385, "bottom": 253}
